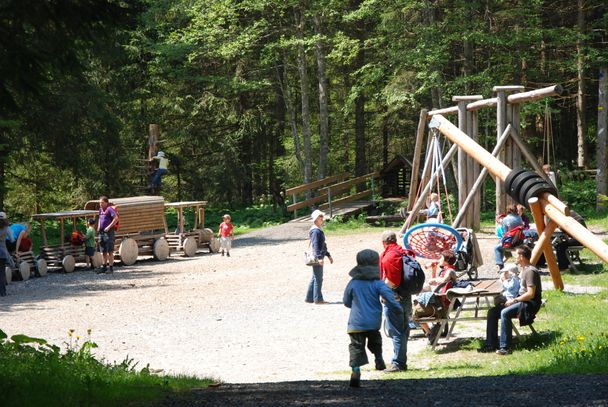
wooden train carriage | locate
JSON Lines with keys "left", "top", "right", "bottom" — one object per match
{"left": 164, "top": 201, "right": 219, "bottom": 256}
{"left": 32, "top": 210, "right": 102, "bottom": 273}
{"left": 84, "top": 196, "right": 170, "bottom": 265}
{"left": 4, "top": 251, "right": 47, "bottom": 283}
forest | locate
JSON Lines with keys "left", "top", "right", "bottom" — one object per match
{"left": 1, "top": 0, "right": 607, "bottom": 218}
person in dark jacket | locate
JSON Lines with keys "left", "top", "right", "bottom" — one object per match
{"left": 344, "top": 249, "right": 402, "bottom": 387}
{"left": 305, "top": 209, "right": 333, "bottom": 304}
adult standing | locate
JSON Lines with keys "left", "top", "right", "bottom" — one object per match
{"left": 379, "top": 230, "right": 411, "bottom": 372}
{"left": 97, "top": 196, "right": 119, "bottom": 274}
{"left": 0, "top": 212, "right": 13, "bottom": 296}
{"left": 305, "top": 209, "right": 333, "bottom": 304}
{"left": 480, "top": 245, "right": 542, "bottom": 355}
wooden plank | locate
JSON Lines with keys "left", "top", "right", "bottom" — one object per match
{"left": 285, "top": 173, "right": 349, "bottom": 195}
{"left": 322, "top": 172, "right": 379, "bottom": 192}
{"left": 286, "top": 182, "right": 355, "bottom": 212}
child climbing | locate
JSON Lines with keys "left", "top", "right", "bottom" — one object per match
{"left": 149, "top": 151, "right": 169, "bottom": 192}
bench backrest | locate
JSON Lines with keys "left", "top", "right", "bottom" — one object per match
{"left": 84, "top": 196, "right": 167, "bottom": 236}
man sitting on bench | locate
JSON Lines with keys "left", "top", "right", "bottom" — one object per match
{"left": 479, "top": 245, "right": 542, "bottom": 355}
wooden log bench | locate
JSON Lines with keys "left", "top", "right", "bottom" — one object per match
{"left": 4, "top": 251, "right": 47, "bottom": 282}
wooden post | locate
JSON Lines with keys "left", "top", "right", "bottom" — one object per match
{"left": 452, "top": 124, "right": 512, "bottom": 228}
{"left": 493, "top": 86, "right": 524, "bottom": 214}
{"left": 148, "top": 124, "right": 160, "bottom": 160}
{"left": 529, "top": 197, "right": 563, "bottom": 290}
{"left": 408, "top": 109, "right": 428, "bottom": 211}
{"left": 511, "top": 103, "right": 522, "bottom": 171}
{"left": 471, "top": 111, "right": 481, "bottom": 230}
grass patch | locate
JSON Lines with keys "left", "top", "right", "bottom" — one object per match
{"left": 323, "top": 215, "right": 383, "bottom": 236}
{"left": 0, "top": 330, "right": 212, "bottom": 407}
{"left": 383, "top": 289, "right": 608, "bottom": 380}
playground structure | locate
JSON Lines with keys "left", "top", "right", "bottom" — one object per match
{"left": 425, "top": 111, "right": 608, "bottom": 289}
{"left": 4, "top": 250, "right": 46, "bottom": 283}
{"left": 164, "top": 201, "right": 219, "bottom": 256}
{"left": 84, "top": 196, "right": 170, "bottom": 265}
{"left": 32, "top": 210, "right": 102, "bottom": 272}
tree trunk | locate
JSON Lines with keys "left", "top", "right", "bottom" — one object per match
{"left": 276, "top": 64, "right": 304, "bottom": 173}
{"left": 576, "top": 0, "right": 587, "bottom": 168}
{"left": 0, "top": 132, "right": 5, "bottom": 210}
{"left": 597, "top": 66, "right": 607, "bottom": 210}
{"left": 296, "top": 7, "right": 313, "bottom": 187}
{"left": 313, "top": 14, "right": 329, "bottom": 180}
{"left": 354, "top": 9, "right": 366, "bottom": 179}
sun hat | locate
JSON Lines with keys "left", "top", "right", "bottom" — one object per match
{"left": 0, "top": 212, "right": 6, "bottom": 220}
{"left": 500, "top": 263, "right": 519, "bottom": 274}
{"left": 311, "top": 209, "right": 326, "bottom": 222}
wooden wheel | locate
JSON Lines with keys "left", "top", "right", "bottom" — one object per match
{"left": 62, "top": 255, "right": 76, "bottom": 273}
{"left": 208, "top": 237, "right": 220, "bottom": 253}
{"left": 36, "top": 259, "right": 48, "bottom": 277}
{"left": 92, "top": 252, "right": 103, "bottom": 268}
{"left": 19, "top": 262, "right": 31, "bottom": 281}
{"left": 153, "top": 238, "right": 170, "bottom": 261}
{"left": 5, "top": 266, "right": 12, "bottom": 284}
{"left": 119, "top": 238, "right": 139, "bottom": 266}
{"left": 182, "top": 237, "right": 197, "bottom": 257}
{"left": 200, "top": 228, "right": 214, "bottom": 243}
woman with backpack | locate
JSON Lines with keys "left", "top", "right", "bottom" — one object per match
{"left": 494, "top": 205, "right": 524, "bottom": 271}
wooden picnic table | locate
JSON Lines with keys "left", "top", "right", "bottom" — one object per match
{"left": 418, "top": 279, "right": 504, "bottom": 349}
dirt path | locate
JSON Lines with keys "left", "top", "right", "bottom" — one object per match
{"left": 0, "top": 223, "right": 604, "bottom": 388}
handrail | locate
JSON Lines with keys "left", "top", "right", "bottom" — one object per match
{"left": 285, "top": 173, "right": 349, "bottom": 195}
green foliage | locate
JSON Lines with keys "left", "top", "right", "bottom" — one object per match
{"left": 0, "top": 329, "right": 212, "bottom": 406}
{"left": 558, "top": 174, "right": 598, "bottom": 212}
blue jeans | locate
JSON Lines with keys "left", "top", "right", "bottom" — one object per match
{"left": 151, "top": 168, "right": 168, "bottom": 187}
{"left": 305, "top": 264, "right": 323, "bottom": 302}
{"left": 384, "top": 293, "right": 411, "bottom": 369}
{"left": 486, "top": 302, "right": 522, "bottom": 349}
{"left": 494, "top": 242, "right": 505, "bottom": 266}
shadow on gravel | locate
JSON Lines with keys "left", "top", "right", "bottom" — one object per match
{"left": 160, "top": 374, "right": 608, "bottom": 406}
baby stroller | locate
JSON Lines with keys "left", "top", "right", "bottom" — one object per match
{"left": 454, "top": 227, "right": 482, "bottom": 280}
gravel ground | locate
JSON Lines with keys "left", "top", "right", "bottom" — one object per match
{"left": 1, "top": 222, "right": 606, "bottom": 405}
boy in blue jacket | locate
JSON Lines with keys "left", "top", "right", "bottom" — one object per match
{"left": 343, "top": 249, "right": 403, "bottom": 388}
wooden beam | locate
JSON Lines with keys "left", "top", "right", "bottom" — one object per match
{"left": 408, "top": 109, "right": 428, "bottom": 211}
{"left": 318, "top": 189, "right": 373, "bottom": 210}
{"left": 529, "top": 197, "right": 563, "bottom": 290}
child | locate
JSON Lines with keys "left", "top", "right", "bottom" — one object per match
{"left": 426, "top": 193, "right": 441, "bottom": 222}
{"left": 499, "top": 263, "right": 520, "bottom": 300}
{"left": 343, "top": 249, "right": 402, "bottom": 387}
{"left": 84, "top": 218, "right": 97, "bottom": 270}
{"left": 218, "top": 214, "right": 234, "bottom": 257}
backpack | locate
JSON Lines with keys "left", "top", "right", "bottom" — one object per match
{"left": 501, "top": 225, "right": 524, "bottom": 248}
{"left": 70, "top": 231, "right": 86, "bottom": 246}
{"left": 397, "top": 251, "right": 426, "bottom": 296}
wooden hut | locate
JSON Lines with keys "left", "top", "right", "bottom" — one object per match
{"left": 164, "top": 201, "right": 219, "bottom": 256}
{"left": 379, "top": 155, "right": 413, "bottom": 198}
{"left": 84, "top": 196, "right": 169, "bottom": 265}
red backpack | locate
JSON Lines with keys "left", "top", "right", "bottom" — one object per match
{"left": 70, "top": 231, "right": 86, "bottom": 246}
{"left": 501, "top": 225, "right": 524, "bottom": 248}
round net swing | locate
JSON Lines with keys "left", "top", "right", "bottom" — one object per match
{"left": 403, "top": 223, "right": 463, "bottom": 260}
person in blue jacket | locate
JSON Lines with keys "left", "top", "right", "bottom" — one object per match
{"left": 343, "top": 249, "right": 403, "bottom": 387}
{"left": 305, "top": 209, "right": 333, "bottom": 304}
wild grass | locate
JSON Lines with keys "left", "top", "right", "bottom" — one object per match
{"left": 0, "top": 330, "right": 212, "bottom": 407}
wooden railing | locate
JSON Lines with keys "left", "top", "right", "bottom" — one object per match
{"left": 286, "top": 172, "right": 380, "bottom": 218}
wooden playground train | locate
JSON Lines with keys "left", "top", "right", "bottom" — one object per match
{"left": 4, "top": 196, "right": 220, "bottom": 284}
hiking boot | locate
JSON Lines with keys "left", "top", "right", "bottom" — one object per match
{"left": 496, "top": 348, "right": 511, "bottom": 356}
{"left": 477, "top": 345, "right": 497, "bottom": 353}
{"left": 108, "top": 266, "right": 114, "bottom": 274}
{"left": 349, "top": 371, "right": 361, "bottom": 388}
{"left": 384, "top": 363, "right": 404, "bottom": 373}
{"left": 374, "top": 359, "right": 386, "bottom": 371}
{"left": 221, "top": 251, "right": 224, "bottom": 256}
{"left": 96, "top": 266, "right": 107, "bottom": 274}
{"left": 226, "top": 252, "right": 230, "bottom": 257}
{"left": 314, "top": 300, "right": 330, "bottom": 305}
